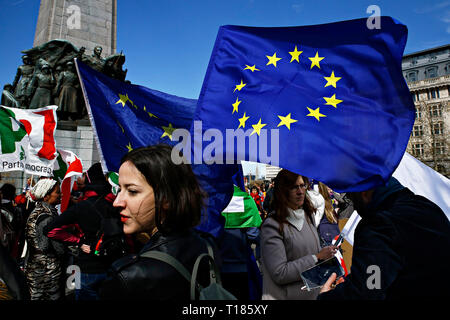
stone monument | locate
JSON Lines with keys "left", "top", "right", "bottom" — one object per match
{"left": 34, "top": 0, "right": 117, "bottom": 57}
{"left": 0, "top": 0, "right": 123, "bottom": 189}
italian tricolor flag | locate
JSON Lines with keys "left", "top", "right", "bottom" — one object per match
{"left": 53, "top": 149, "right": 83, "bottom": 212}
{"left": 222, "top": 185, "right": 262, "bottom": 228}
{"left": 0, "top": 105, "right": 57, "bottom": 176}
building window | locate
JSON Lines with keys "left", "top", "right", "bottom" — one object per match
{"left": 445, "top": 63, "right": 450, "bottom": 75}
{"left": 415, "top": 107, "right": 422, "bottom": 119}
{"left": 412, "top": 144, "right": 424, "bottom": 156}
{"left": 411, "top": 92, "right": 416, "bottom": 102}
{"left": 408, "top": 71, "right": 418, "bottom": 82}
{"left": 425, "top": 67, "right": 438, "bottom": 79}
{"left": 428, "top": 88, "right": 440, "bottom": 99}
{"left": 426, "top": 89, "right": 440, "bottom": 99}
{"left": 434, "top": 142, "right": 445, "bottom": 155}
{"left": 432, "top": 122, "right": 444, "bottom": 135}
{"left": 428, "top": 105, "right": 442, "bottom": 117}
{"left": 412, "top": 125, "right": 423, "bottom": 137}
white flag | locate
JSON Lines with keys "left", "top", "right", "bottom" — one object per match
{"left": 343, "top": 152, "right": 450, "bottom": 246}
{"left": 393, "top": 152, "right": 449, "bottom": 216}
{"left": 0, "top": 105, "right": 58, "bottom": 176}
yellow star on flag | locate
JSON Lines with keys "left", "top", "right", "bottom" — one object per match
{"left": 277, "top": 113, "right": 298, "bottom": 130}
{"left": 232, "top": 97, "right": 241, "bottom": 114}
{"left": 238, "top": 112, "right": 250, "bottom": 129}
{"left": 323, "top": 94, "right": 343, "bottom": 108}
{"left": 307, "top": 107, "right": 326, "bottom": 121}
{"left": 250, "top": 118, "right": 267, "bottom": 136}
{"left": 234, "top": 79, "right": 247, "bottom": 92}
{"left": 126, "top": 142, "right": 133, "bottom": 152}
{"left": 161, "top": 123, "right": 175, "bottom": 140}
{"left": 116, "top": 120, "right": 125, "bottom": 133}
{"left": 266, "top": 53, "right": 282, "bottom": 67}
{"left": 244, "top": 65, "right": 260, "bottom": 72}
{"left": 324, "top": 71, "right": 341, "bottom": 88}
{"left": 116, "top": 93, "right": 129, "bottom": 107}
{"left": 144, "top": 106, "right": 158, "bottom": 118}
{"left": 308, "top": 52, "right": 324, "bottom": 69}
{"left": 289, "top": 46, "right": 303, "bottom": 63}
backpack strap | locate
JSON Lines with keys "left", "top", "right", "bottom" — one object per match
{"left": 140, "top": 250, "right": 202, "bottom": 299}
{"left": 189, "top": 238, "right": 224, "bottom": 299}
{"left": 190, "top": 253, "right": 222, "bottom": 300}
{"left": 140, "top": 236, "right": 221, "bottom": 300}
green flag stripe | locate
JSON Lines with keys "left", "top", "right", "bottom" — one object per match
{"left": 222, "top": 185, "right": 262, "bottom": 228}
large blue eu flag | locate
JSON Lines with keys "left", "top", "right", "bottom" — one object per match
{"left": 75, "top": 60, "right": 238, "bottom": 237}
{"left": 193, "top": 17, "right": 415, "bottom": 192}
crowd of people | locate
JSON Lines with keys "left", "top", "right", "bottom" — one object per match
{"left": 1, "top": 144, "right": 449, "bottom": 301}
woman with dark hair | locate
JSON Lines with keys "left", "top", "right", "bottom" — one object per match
{"left": 99, "top": 144, "right": 217, "bottom": 300}
{"left": 317, "top": 182, "right": 341, "bottom": 246}
{"left": 250, "top": 185, "right": 264, "bottom": 219}
{"left": 260, "top": 170, "right": 337, "bottom": 300}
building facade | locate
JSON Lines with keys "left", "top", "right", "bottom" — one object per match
{"left": 402, "top": 44, "right": 450, "bottom": 178}
{"left": 265, "top": 164, "right": 282, "bottom": 180}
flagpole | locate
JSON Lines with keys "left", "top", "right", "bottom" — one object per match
{"left": 26, "top": 174, "right": 34, "bottom": 210}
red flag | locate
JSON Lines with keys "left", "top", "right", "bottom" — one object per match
{"left": 56, "top": 149, "right": 83, "bottom": 212}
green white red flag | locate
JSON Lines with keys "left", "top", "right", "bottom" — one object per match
{"left": 0, "top": 105, "right": 58, "bottom": 176}
{"left": 53, "top": 149, "right": 83, "bottom": 213}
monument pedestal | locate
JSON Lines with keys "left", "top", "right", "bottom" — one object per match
{"left": 55, "top": 120, "right": 99, "bottom": 171}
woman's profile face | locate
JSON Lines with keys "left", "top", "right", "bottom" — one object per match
{"left": 45, "top": 184, "right": 61, "bottom": 205}
{"left": 113, "top": 161, "right": 156, "bottom": 235}
{"left": 287, "top": 176, "right": 306, "bottom": 210}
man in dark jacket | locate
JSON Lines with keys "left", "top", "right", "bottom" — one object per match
{"left": 318, "top": 177, "right": 450, "bottom": 299}
{"left": 44, "top": 163, "right": 126, "bottom": 300}
{"left": 0, "top": 244, "right": 29, "bottom": 300}
{"left": 1, "top": 183, "right": 26, "bottom": 260}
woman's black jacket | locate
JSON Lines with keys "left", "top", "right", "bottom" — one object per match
{"left": 99, "top": 228, "right": 219, "bottom": 300}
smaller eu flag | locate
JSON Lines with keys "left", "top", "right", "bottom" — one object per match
{"left": 75, "top": 60, "right": 238, "bottom": 237}
{"left": 193, "top": 17, "right": 415, "bottom": 192}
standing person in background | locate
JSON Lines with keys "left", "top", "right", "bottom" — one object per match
{"left": 0, "top": 244, "right": 29, "bottom": 300}
{"left": 250, "top": 186, "right": 265, "bottom": 220}
{"left": 24, "top": 179, "right": 64, "bottom": 300}
{"left": 306, "top": 182, "right": 325, "bottom": 227}
{"left": 1, "top": 183, "right": 26, "bottom": 261}
{"left": 44, "top": 163, "right": 126, "bottom": 300}
{"left": 217, "top": 227, "right": 261, "bottom": 300}
{"left": 319, "top": 177, "right": 450, "bottom": 299}
{"left": 317, "top": 182, "right": 341, "bottom": 246}
{"left": 260, "top": 170, "right": 337, "bottom": 300}
{"left": 263, "top": 179, "right": 274, "bottom": 214}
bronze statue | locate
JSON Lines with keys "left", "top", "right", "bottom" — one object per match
{"left": 4, "top": 39, "right": 127, "bottom": 118}
{"left": 104, "top": 53, "right": 128, "bottom": 81}
{"left": 11, "top": 55, "right": 34, "bottom": 108}
{"left": 55, "top": 61, "right": 80, "bottom": 120}
{"left": 1, "top": 84, "right": 20, "bottom": 108}
{"left": 83, "top": 46, "right": 105, "bottom": 72}
{"left": 27, "top": 59, "right": 55, "bottom": 109}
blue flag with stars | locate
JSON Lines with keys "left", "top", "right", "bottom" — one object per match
{"left": 192, "top": 17, "right": 415, "bottom": 192}
{"left": 75, "top": 60, "right": 239, "bottom": 237}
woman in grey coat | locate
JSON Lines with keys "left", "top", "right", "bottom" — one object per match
{"left": 260, "top": 170, "right": 337, "bottom": 300}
